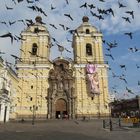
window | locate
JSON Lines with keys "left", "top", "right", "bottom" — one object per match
{"left": 36, "top": 106, "right": 38, "bottom": 110}
{"left": 0, "top": 104, "right": 1, "bottom": 115}
{"left": 32, "top": 62, "right": 35, "bottom": 65}
{"left": 34, "top": 27, "right": 39, "bottom": 33}
{"left": 31, "top": 85, "right": 33, "bottom": 89}
{"left": 30, "top": 106, "right": 32, "bottom": 110}
{"left": 32, "top": 43, "right": 38, "bottom": 55}
{"left": 86, "top": 29, "right": 90, "bottom": 34}
{"left": 30, "top": 97, "right": 33, "bottom": 101}
{"left": 59, "top": 64, "right": 64, "bottom": 70}
{"left": 86, "top": 43, "right": 92, "bottom": 56}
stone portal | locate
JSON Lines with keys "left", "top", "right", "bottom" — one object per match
{"left": 47, "top": 58, "right": 76, "bottom": 119}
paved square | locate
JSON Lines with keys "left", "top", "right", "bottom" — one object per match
{"left": 0, "top": 119, "right": 140, "bottom": 140}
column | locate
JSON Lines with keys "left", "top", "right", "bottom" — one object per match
{"left": 68, "top": 98, "right": 71, "bottom": 119}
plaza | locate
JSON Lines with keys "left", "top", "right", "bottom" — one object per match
{"left": 0, "top": 119, "right": 140, "bottom": 140}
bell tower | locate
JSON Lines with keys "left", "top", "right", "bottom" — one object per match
{"left": 73, "top": 16, "right": 104, "bottom": 64}
{"left": 14, "top": 16, "right": 52, "bottom": 120}
{"left": 73, "top": 16, "right": 110, "bottom": 118}
{"left": 20, "top": 16, "right": 50, "bottom": 62}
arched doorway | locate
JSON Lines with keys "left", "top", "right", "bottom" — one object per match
{"left": 55, "top": 99, "right": 67, "bottom": 119}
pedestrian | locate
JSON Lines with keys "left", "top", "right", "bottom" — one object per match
{"left": 58, "top": 114, "right": 61, "bottom": 119}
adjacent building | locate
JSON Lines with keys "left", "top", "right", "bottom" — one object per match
{"left": 0, "top": 57, "right": 18, "bottom": 122}
{"left": 110, "top": 96, "right": 140, "bottom": 118}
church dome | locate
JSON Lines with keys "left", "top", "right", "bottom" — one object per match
{"left": 35, "top": 16, "right": 42, "bottom": 23}
{"left": 82, "top": 16, "right": 89, "bottom": 22}
{"left": 76, "top": 16, "right": 98, "bottom": 34}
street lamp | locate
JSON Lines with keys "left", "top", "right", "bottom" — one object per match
{"left": 32, "top": 105, "right": 35, "bottom": 125}
{"left": 30, "top": 62, "right": 38, "bottom": 125}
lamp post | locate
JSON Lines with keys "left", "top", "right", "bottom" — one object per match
{"left": 109, "top": 103, "right": 113, "bottom": 131}
{"left": 32, "top": 105, "right": 35, "bottom": 125}
{"left": 98, "top": 94, "right": 101, "bottom": 119}
{"left": 30, "top": 62, "right": 38, "bottom": 125}
{"left": 109, "top": 103, "right": 112, "bottom": 119}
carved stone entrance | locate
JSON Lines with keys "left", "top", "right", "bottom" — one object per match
{"left": 55, "top": 99, "right": 67, "bottom": 119}
{"left": 47, "top": 59, "right": 76, "bottom": 119}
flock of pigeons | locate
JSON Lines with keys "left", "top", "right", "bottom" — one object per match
{"left": 0, "top": 0, "right": 140, "bottom": 99}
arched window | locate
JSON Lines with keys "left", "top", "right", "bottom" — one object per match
{"left": 86, "top": 43, "right": 92, "bottom": 56}
{"left": 86, "top": 29, "right": 90, "bottom": 34}
{"left": 32, "top": 43, "right": 38, "bottom": 55}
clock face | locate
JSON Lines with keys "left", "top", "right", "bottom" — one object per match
{"left": 58, "top": 46, "right": 64, "bottom": 52}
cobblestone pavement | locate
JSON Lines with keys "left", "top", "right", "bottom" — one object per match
{"left": 0, "top": 119, "right": 140, "bottom": 140}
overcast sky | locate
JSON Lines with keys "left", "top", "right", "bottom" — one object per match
{"left": 0, "top": 0, "right": 140, "bottom": 99}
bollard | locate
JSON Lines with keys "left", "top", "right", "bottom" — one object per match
{"left": 119, "top": 118, "right": 121, "bottom": 127}
{"left": 103, "top": 120, "right": 106, "bottom": 128}
{"left": 83, "top": 116, "right": 86, "bottom": 121}
{"left": 109, "top": 119, "right": 113, "bottom": 131}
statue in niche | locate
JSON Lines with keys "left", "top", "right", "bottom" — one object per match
{"left": 58, "top": 77, "right": 63, "bottom": 90}
{"left": 64, "top": 81, "right": 68, "bottom": 90}
{"left": 53, "top": 82, "right": 57, "bottom": 90}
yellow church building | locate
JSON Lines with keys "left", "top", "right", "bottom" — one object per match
{"left": 11, "top": 16, "right": 109, "bottom": 120}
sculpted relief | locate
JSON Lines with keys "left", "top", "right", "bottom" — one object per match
{"left": 48, "top": 59, "right": 73, "bottom": 94}
{"left": 47, "top": 59, "right": 75, "bottom": 119}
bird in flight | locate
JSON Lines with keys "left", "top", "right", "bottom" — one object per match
{"left": 99, "top": 0, "right": 105, "bottom": 2}
{"left": 126, "top": 87, "right": 135, "bottom": 94}
{"left": 88, "top": 4, "right": 96, "bottom": 9}
{"left": 0, "top": 32, "right": 14, "bottom": 44}
{"left": 106, "top": 40, "right": 118, "bottom": 49}
{"left": 5, "top": 4, "right": 14, "bottom": 10}
{"left": 105, "top": 54, "right": 114, "bottom": 60}
{"left": 80, "top": 2, "right": 87, "bottom": 9}
{"left": 122, "top": 17, "right": 131, "bottom": 23}
{"left": 51, "top": 4, "right": 56, "bottom": 10}
{"left": 106, "top": 8, "right": 114, "bottom": 16}
{"left": 125, "top": 11, "right": 134, "bottom": 19}
{"left": 65, "top": 0, "right": 69, "bottom": 5}
{"left": 128, "top": 47, "right": 140, "bottom": 53}
{"left": 124, "top": 32, "right": 133, "bottom": 39}
{"left": 49, "top": 24, "right": 57, "bottom": 29}
{"left": 118, "top": 1, "right": 126, "bottom": 8}
{"left": 64, "top": 14, "right": 73, "bottom": 21}
{"left": 120, "top": 65, "right": 126, "bottom": 71}
{"left": 136, "top": 64, "right": 140, "bottom": 69}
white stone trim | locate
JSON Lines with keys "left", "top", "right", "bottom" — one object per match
{"left": 74, "top": 64, "right": 109, "bottom": 68}
{"left": 17, "top": 65, "right": 51, "bottom": 69}
{"left": 74, "top": 64, "right": 86, "bottom": 68}
{"left": 18, "top": 76, "right": 49, "bottom": 79}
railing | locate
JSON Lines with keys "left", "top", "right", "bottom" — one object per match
{"left": 16, "top": 59, "right": 108, "bottom": 65}
{"left": 74, "top": 60, "right": 108, "bottom": 64}
{"left": 103, "top": 118, "right": 121, "bottom": 131}
{"left": 103, "top": 117, "right": 140, "bottom": 131}
{"left": 16, "top": 60, "right": 50, "bottom": 65}
{"left": 0, "top": 88, "right": 9, "bottom": 95}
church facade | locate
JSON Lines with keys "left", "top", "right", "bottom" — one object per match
{"left": 11, "top": 16, "right": 109, "bottom": 120}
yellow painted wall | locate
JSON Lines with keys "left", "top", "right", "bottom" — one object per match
{"left": 11, "top": 17, "right": 110, "bottom": 119}
{"left": 73, "top": 18, "right": 110, "bottom": 117}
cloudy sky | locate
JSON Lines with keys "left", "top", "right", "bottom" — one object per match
{"left": 0, "top": 0, "right": 140, "bottom": 99}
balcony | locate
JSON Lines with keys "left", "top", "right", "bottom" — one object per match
{"left": 0, "top": 88, "right": 9, "bottom": 95}
{"left": 0, "top": 88, "right": 9, "bottom": 101}
{"left": 16, "top": 59, "right": 50, "bottom": 65}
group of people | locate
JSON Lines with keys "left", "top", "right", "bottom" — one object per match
{"left": 58, "top": 114, "right": 68, "bottom": 119}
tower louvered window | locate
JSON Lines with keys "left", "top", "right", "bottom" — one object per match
{"left": 32, "top": 43, "right": 38, "bottom": 55}
{"left": 86, "top": 43, "right": 92, "bottom": 56}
